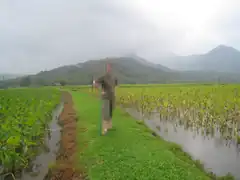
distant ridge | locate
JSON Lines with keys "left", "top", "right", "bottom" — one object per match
{"left": 2, "top": 52, "right": 240, "bottom": 87}
{"left": 156, "top": 45, "right": 240, "bottom": 73}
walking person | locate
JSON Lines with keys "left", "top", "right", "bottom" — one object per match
{"left": 93, "top": 63, "right": 118, "bottom": 135}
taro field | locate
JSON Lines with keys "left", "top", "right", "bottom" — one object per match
{"left": 0, "top": 88, "right": 60, "bottom": 178}
{"left": 116, "top": 84, "right": 240, "bottom": 145}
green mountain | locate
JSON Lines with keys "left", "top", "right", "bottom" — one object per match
{"left": 126, "top": 53, "right": 172, "bottom": 72}
{"left": 2, "top": 55, "right": 240, "bottom": 88}
{"left": 33, "top": 56, "right": 170, "bottom": 85}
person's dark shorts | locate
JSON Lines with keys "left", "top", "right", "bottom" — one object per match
{"left": 102, "top": 99, "right": 113, "bottom": 120}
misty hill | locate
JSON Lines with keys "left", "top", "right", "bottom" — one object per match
{"left": 126, "top": 53, "right": 172, "bottom": 72}
{"left": 34, "top": 56, "right": 171, "bottom": 84}
{"left": 159, "top": 45, "right": 240, "bottom": 73}
{"left": 2, "top": 55, "right": 240, "bottom": 88}
{"left": 3, "top": 57, "right": 170, "bottom": 86}
{"left": 0, "top": 74, "right": 24, "bottom": 80}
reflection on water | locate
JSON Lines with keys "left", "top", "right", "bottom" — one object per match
{"left": 15, "top": 103, "right": 63, "bottom": 180}
{"left": 125, "top": 108, "right": 240, "bottom": 179}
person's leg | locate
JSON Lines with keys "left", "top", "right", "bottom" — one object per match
{"left": 108, "top": 99, "right": 117, "bottom": 131}
{"left": 108, "top": 99, "right": 113, "bottom": 129}
{"left": 102, "top": 99, "right": 110, "bottom": 135}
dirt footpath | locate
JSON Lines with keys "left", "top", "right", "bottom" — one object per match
{"left": 50, "top": 92, "right": 85, "bottom": 180}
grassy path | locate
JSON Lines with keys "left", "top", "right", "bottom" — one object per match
{"left": 71, "top": 91, "right": 212, "bottom": 180}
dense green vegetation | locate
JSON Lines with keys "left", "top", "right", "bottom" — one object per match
{"left": 0, "top": 83, "right": 238, "bottom": 179}
{"left": 72, "top": 91, "right": 216, "bottom": 180}
{"left": 0, "top": 88, "right": 60, "bottom": 176}
{"left": 115, "top": 84, "right": 240, "bottom": 144}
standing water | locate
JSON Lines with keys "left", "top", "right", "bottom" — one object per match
{"left": 125, "top": 108, "right": 240, "bottom": 179}
{"left": 15, "top": 103, "right": 64, "bottom": 180}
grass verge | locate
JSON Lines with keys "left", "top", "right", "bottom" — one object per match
{"left": 71, "top": 91, "right": 233, "bottom": 180}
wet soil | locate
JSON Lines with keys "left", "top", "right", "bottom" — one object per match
{"left": 49, "top": 92, "right": 85, "bottom": 180}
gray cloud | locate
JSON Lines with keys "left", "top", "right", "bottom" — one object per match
{"left": 0, "top": 0, "right": 239, "bottom": 73}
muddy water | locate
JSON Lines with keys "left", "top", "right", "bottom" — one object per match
{"left": 16, "top": 103, "right": 64, "bottom": 180}
{"left": 125, "top": 108, "right": 240, "bottom": 179}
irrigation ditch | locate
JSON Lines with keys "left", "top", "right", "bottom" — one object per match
{"left": 1, "top": 92, "right": 84, "bottom": 180}
{"left": 0, "top": 102, "right": 63, "bottom": 180}
{"left": 47, "top": 92, "right": 85, "bottom": 180}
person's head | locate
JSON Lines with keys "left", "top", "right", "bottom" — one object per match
{"left": 106, "top": 63, "right": 111, "bottom": 73}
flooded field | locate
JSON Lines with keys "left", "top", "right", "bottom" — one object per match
{"left": 15, "top": 103, "right": 63, "bottom": 180}
{"left": 125, "top": 108, "right": 240, "bottom": 179}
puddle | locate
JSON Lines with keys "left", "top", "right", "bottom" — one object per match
{"left": 125, "top": 108, "right": 240, "bottom": 179}
{"left": 14, "top": 103, "right": 64, "bottom": 180}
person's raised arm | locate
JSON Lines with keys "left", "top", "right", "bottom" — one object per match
{"left": 93, "top": 75, "right": 104, "bottom": 88}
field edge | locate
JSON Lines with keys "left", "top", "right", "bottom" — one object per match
{"left": 72, "top": 91, "right": 234, "bottom": 180}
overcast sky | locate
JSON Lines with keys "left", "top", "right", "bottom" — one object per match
{"left": 1, "top": 0, "right": 240, "bottom": 74}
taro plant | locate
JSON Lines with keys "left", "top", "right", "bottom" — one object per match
{"left": 0, "top": 88, "right": 60, "bottom": 176}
